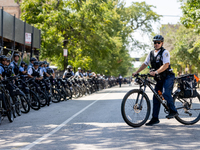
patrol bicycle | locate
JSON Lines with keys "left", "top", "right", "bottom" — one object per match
{"left": 121, "top": 74, "right": 200, "bottom": 127}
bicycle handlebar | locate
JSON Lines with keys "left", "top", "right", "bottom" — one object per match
{"left": 133, "top": 73, "right": 155, "bottom": 78}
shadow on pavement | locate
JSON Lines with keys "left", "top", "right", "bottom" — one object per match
{"left": 0, "top": 84, "right": 200, "bottom": 150}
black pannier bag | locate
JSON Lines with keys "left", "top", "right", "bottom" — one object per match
{"left": 177, "top": 74, "right": 198, "bottom": 98}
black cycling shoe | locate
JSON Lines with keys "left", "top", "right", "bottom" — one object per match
{"left": 145, "top": 118, "right": 160, "bottom": 126}
{"left": 166, "top": 111, "right": 179, "bottom": 119}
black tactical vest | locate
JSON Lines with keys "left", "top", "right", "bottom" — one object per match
{"left": 47, "top": 68, "right": 53, "bottom": 75}
{"left": 150, "top": 47, "right": 173, "bottom": 80}
{"left": 5, "top": 66, "right": 13, "bottom": 77}
{"left": 64, "top": 71, "right": 73, "bottom": 78}
{"left": 13, "top": 62, "right": 19, "bottom": 75}
{"left": 31, "top": 67, "right": 40, "bottom": 77}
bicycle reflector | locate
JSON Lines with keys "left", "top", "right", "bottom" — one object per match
{"left": 194, "top": 75, "right": 199, "bottom": 82}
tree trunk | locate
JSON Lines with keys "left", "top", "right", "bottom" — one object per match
{"left": 189, "top": 64, "right": 192, "bottom": 74}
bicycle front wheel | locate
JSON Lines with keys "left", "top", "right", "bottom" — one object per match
{"left": 2, "top": 94, "right": 14, "bottom": 122}
{"left": 121, "top": 89, "right": 151, "bottom": 128}
{"left": 52, "top": 88, "right": 61, "bottom": 103}
{"left": 29, "top": 91, "right": 40, "bottom": 110}
{"left": 19, "top": 95, "right": 30, "bottom": 113}
{"left": 174, "top": 93, "right": 200, "bottom": 125}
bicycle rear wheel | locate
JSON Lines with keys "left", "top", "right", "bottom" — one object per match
{"left": 38, "top": 91, "right": 48, "bottom": 107}
{"left": 7, "top": 97, "right": 14, "bottom": 122}
{"left": 60, "top": 87, "right": 67, "bottom": 101}
{"left": 72, "top": 86, "right": 79, "bottom": 98}
{"left": 19, "top": 95, "right": 30, "bottom": 113}
{"left": 121, "top": 89, "right": 151, "bottom": 127}
{"left": 65, "top": 87, "right": 72, "bottom": 100}
{"left": 2, "top": 94, "right": 14, "bottom": 122}
{"left": 52, "top": 88, "right": 61, "bottom": 103}
{"left": 29, "top": 91, "right": 40, "bottom": 110}
{"left": 174, "top": 93, "right": 200, "bottom": 125}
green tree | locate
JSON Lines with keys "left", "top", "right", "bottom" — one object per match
{"left": 180, "top": 0, "right": 200, "bottom": 62}
{"left": 19, "top": 0, "right": 160, "bottom": 76}
{"left": 164, "top": 25, "right": 200, "bottom": 75}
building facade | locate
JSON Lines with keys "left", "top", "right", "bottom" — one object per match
{"left": 0, "top": 0, "right": 20, "bottom": 18}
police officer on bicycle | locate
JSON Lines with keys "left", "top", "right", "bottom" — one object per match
{"left": 0, "top": 55, "right": 8, "bottom": 79}
{"left": 46, "top": 63, "right": 55, "bottom": 78}
{"left": 63, "top": 65, "right": 74, "bottom": 79}
{"left": 19, "top": 61, "right": 27, "bottom": 80}
{"left": 28, "top": 61, "right": 43, "bottom": 86}
{"left": 10, "top": 53, "right": 20, "bottom": 75}
{"left": 132, "top": 35, "right": 178, "bottom": 126}
{"left": 75, "top": 67, "right": 83, "bottom": 78}
{"left": 28, "top": 57, "right": 37, "bottom": 70}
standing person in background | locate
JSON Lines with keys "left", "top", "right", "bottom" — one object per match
{"left": 118, "top": 74, "right": 122, "bottom": 87}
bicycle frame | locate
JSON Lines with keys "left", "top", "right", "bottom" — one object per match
{"left": 0, "top": 82, "right": 13, "bottom": 113}
{"left": 135, "top": 74, "right": 169, "bottom": 111}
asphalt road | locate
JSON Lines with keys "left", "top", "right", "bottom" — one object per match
{"left": 0, "top": 84, "right": 200, "bottom": 150}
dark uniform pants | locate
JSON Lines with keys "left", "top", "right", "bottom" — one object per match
{"left": 119, "top": 79, "right": 122, "bottom": 87}
{"left": 152, "top": 73, "right": 177, "bottom": 118}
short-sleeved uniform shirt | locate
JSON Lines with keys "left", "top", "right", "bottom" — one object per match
{"left": 19, "top": 66, "right": 25, "bottom": 77}
{"left": 28, "top": 63, "right": 33, "bottom": 71}
{"left": 0, "top": 63, "right": 4, "bottom": 75}
{"left": 75, "top": 71, "right": 83, "bottom": 77}
{"left": 10, "top": 61, "right": 18, "bottom": 74}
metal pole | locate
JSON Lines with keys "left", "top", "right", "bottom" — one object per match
{"left": 30, "top": 26, "right": 34, "bottom": 59}
{"left": 38, "top": 29, "right": 41, "bottom": 60}
{"left": 66, "top": 53, "right": 68, "bottom": 66}
{"left": 20, "top": 19, "right": 26, "bottom": 65}
{"left": 11, "top": 14, "right": 16, "bottom": 60}
{"left": 1, "top": 7, "right": 3, "bottom": 47}
{"left": 0, "top": 7, "right": 4, "bottom": 54}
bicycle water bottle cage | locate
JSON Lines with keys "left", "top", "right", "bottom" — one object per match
{"left": 134, "top": 78, "right": 143, "bottom": 85}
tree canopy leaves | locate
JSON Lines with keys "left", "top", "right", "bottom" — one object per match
{"left": 180, "top": 0, "right": 200, "bottom": 66}
{"left": 19, "top": 0, "right": 160, "bottom": 76}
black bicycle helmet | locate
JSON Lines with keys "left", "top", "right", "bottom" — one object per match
{"left": 14, "top": 53, "right": 20, "bottom": 57}
{"left": 153, "top": 35, "right": 164, "bottom": 42}
{"left": 38, "top": 61, "right": 43, "bottom": 66}
{"left": 30, "top": 57, "right": 37, "bottom": 62}
{"left": 21, "top": 61, "right": 25, "bottom": 65}
{"left": 6, "top": 57, "right": 11, "bottom": 61}
{"left": 0, "top": 55, "right": 7, "bottom": 61}
{"left": 67, "top": 65, "right": 73, "bottom": 69}
{"left": 33, "top": 61, "right": 39, "bottom": 66}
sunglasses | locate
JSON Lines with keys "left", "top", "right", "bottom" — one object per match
{"left": 154, "top": 41, "right": 161, "bottom": 44}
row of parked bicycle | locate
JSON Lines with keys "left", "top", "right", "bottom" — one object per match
{"left": 0, "top": 72, "right": 118, "bottom": 124}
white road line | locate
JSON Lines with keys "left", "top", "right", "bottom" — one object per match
{"left": 20, "top": 91, "right": 111, "bottom": 150}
